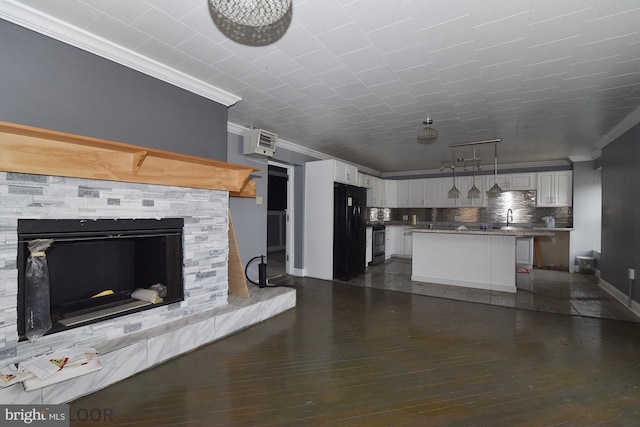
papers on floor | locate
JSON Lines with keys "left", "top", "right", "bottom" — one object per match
{"left": 0, "top": 347, "right": 101, "bottom": 391}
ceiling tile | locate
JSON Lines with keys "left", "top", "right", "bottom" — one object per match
{"left": 177, "top": 34, "right": 233, "bottom": 65}
{"left": 136, "top": 38, "right": 191, "bottom": 67}
{"left": 339, "top": 47, "right": 386, "bottom": 74}
{"left": 18, "top": 0, "right": 100, "bottom": 28}
{"left": 294, "top": 49, "right": 343, "bottom": 75}
{"left": 343, "top": 0, "right": 409, "bottom": 33}
{"left": 294, "top": 0, "right": 352, "bottom": 35}
{"left": 132, "top": 8, "right": 197, "bottom": 47}
{"left": 145, "top": 0, "right": 202, "bottom": 20}
{"left": 80, "top": 0, "right": 150, "bottom": 25}
{"left": 274, "top": 25, "right": 324, "bottom": 58}
{"left": 85, "top": 13, "right": 150, "bottom": 50}
{"left": 315, "top": 23, "right": 371, "bottom": 56}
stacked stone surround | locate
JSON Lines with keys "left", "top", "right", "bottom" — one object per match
{"left": 0, "top": 171, "right": 229, "bottom": 366}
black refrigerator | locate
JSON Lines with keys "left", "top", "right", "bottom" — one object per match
{"left": 333, "top": 183, "right": 367, "bottom": 280}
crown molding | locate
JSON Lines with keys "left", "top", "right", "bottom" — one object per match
{"left": 227, "top": 122, "right": 380, "bottom": 176}
{"left": 595, "top": 104, "right": 640, "bottom": 149}
{"left": 0, "top": 0, "right": 241, "bottom": 107}
{"left": 568, "top": 155, "right": 594, "bottom": 163}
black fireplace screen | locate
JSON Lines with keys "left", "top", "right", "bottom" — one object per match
{"left": 17, "top": 218, "right": 184, "bottom": 339}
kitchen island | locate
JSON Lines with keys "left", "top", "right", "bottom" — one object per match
{"left": 410, "top": 229, "right": 553, "bottom": 293}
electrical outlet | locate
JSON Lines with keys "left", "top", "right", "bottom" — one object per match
{"left": 256, "top": 196, "right": 263, "bottom": 205}
{"left": 629, "top": 268, "right": 636, "bottom": 280}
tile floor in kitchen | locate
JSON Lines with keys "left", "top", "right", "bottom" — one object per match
{"left": 343, "top": 257, "right": 640, "bottom": 323}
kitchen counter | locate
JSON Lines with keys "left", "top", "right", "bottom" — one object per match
{"left": 409, "top": 228, "right": 556, "bottom": 237}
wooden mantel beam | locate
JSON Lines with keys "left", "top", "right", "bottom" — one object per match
{"left": 0, "top": 122, "right": 258, "bottom": 195}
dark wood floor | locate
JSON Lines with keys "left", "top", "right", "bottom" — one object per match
{"left": 71, "top": 275, "right": 640, "bottom": 426}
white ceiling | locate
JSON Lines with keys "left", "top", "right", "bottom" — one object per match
{"left": 3, "top": 0, "right": 640, "bottom": 175}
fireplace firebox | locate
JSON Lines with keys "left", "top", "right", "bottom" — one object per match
{"left": 17, "top": 218, "right": 184, "bottom": 339}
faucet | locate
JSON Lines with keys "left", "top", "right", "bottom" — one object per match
{"left": 506, "top": 208, "right": 513, "bottom": 227}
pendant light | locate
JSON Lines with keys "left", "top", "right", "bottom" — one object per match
{"left": 447, "top": 165, "right": 460, "bottom": 198}
{"left": 467, "top": 146, "right": 481, "bottom": 198}
{"left": 208, "top": 0, "right": 293, "bottom": 46}
{"left": 417, "top": 118, "right": 439, "bottom": 144}
{"left": 486, "top": 142, "right": 503, "bottom": 195}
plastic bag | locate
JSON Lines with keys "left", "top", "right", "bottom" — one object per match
{"left": 149, "top": 283, "right": 167, "bottom": 298}
{"left": 25, "top": 239, "right": 54, "bottom": 341}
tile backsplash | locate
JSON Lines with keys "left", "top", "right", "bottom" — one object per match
{"left": 370, "top": 190, "right": 572, "bottom": 228}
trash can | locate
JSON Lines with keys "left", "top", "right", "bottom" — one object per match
{"left": 576, "top": 256, "right": 595, "bottom": 274}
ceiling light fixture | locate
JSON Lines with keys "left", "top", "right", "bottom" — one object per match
{"left": 486, "top": 142, "right": 503, "bottom": 195}
{"left": 208, "top": 0, "right": 292, "bottom": 46}
{"left": 447, "top": 165, "right": 460, "bottom": 198}
{"left": 417, "top": 118, "right": 438, "bottom": 144}
{"left": 467, "top": 146, "right": 481, "bottom": 199}
{"left": 449, "top": 138, "right": 502, "bottom": 147}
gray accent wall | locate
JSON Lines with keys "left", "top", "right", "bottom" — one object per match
{"left": 0, "top": 19, "right": 227, "bottom": 160}
{"left": 600, "top": 122, "right": 640, "bottom": 302}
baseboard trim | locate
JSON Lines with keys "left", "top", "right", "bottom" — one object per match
{"left": 599, "top": 278, "right": 640, "bottom": 318}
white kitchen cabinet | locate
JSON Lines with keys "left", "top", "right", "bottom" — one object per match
{"left": 408, "top": 179, "right": 424, "bottom": 206}
{"left": 537, "top": 171, "right": 572, "bottom": 206}
{"left": 404, "top": 230, "right": 413, "bottom": 257}
{"left": 516, "top": 237, "right": 533, "bottom": 269}
{"left": 383, "top": 180, "right": 397, "bottom": 207}
{"left": 333, "top": 160, "right": 358, "bottom": 185}
{"left": 385, "top": 226, "right": 396, "bottom": 260}
{"left": 396, "top": 180, "right": 410, "bottom": 207}
{"left": 396, "top": 178, "right": 441, "bottom": 207}
{"left": 385, "top": 226, "right": 409, "bottom": 257}
{"left": 423, "top": 178, "right": 440, "bottom": 206}
{"left": 367, "top": 176, "right": 384, "bottom": 207}
{"left": 358, "top": 173, "right": 373, "bottom": 188}
{"left": 509, "top": 173, "right": 537, "bottom": 190}
{"left": 486, "top": 173, "right": 537, "bottom": 191}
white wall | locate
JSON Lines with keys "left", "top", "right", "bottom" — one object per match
{"left": 572, "top": 161, "right": 601, "bottom": 259}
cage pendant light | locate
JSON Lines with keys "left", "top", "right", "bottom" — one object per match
{"left": 487, "top": 143, "right": 503, "bottom": 195}
{"left": 467, "top": 147, "right": 481, "bottom": 199}
{"left": 208, "top": 0, "right": 293, "bottom": 46}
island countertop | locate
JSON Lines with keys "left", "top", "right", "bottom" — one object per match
{"left": 408, "top": 228, "right": 558, "bottom": 237}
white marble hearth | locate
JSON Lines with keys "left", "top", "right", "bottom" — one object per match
{"left": 0, "top": 285, "right": 295, "bottom": 404}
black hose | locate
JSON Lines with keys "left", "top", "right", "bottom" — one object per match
{"left": 244, "top": 255, "right": 295, "bottom": 288}
{"left": 244, "top": 255, "right": 263, "bottom": 287}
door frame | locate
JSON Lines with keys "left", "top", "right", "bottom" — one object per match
{"left": 268, "top": 160, "right": 294, "bottom": 275}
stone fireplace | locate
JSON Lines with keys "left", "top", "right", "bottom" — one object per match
{"left": 0, "top": 171, "right": 230, "bottom": 363}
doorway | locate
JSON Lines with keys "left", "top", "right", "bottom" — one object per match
{"left": 267, "top": 162, "right": 294, "bottom": 279}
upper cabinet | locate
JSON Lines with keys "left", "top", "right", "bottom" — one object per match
{"left": 422, "top": 179, "right": 440, "bottom": 206}
{"left": 407, "top": 179, "right": 424, "bottom": 206}
{"left": 536, "top": 171, "right": 572, "bottom": 207}
{"left": 396, "top": 180, "right": 410, "bottom": 207}
{"left": 396, "top": 178, "right": 440, "bottom": 207}
{"left": 333, "top": 160, "right": 358, "bottom": 185}
{"left": 486, "top": 172, "right": 537, "bottom": 191}
{"left": 358, "top": 172, "right": 373, "bottom": 188}
{"left": 383, "top": 180, "right": 397, "bottom": 207}
{"left": 367, "top": 176, "right": 384, "bottom": 207}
